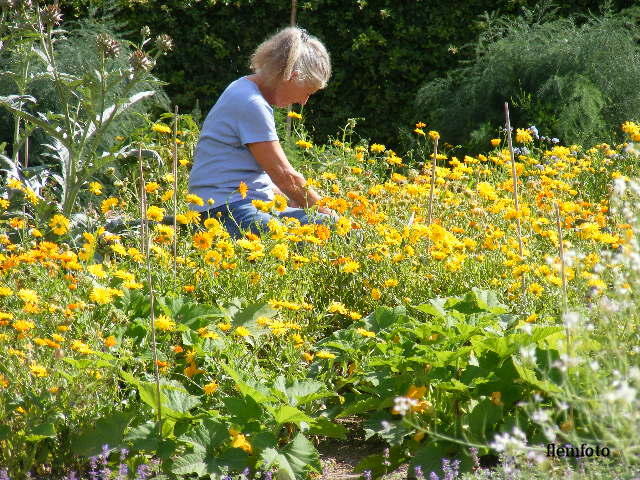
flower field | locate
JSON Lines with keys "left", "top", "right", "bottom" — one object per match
{"left": 2, "top": 108, "right": 640, "bottom": 480}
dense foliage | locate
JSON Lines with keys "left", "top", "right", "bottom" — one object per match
{"left": 416, "top": 5, "right": 640, "bottom": 150}
{"left": 55, "top": 0, "right": 635, "bottom": 148}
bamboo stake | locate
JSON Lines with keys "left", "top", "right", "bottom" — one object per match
{"left": 285, "top": 0, "right": 298, "bottom": 141}
{"left": 504, "top": 103, "right": 526, "bottom": 294}
{"left": 139, "top": 145, "right": 163, "bottom": 438}
{"left": 427, "top": 137, "right": 439, "bottom": 226}
{"left": 172, "top": 106, "right": 179, "bottom": 284}
{"left": 554, "top": 202, "right": 568, "bottom": 311}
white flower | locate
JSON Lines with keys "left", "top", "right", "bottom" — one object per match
{"left": 531, "top": 409, "right": 550, "bottom": 424}
{"left": 519, "top": 345, "right": 537, "bottom": 366}
{"left": 562, "top": 312, "right": 580, "bottom": 329}
{"left": 598, "top": 296, "right": 620, "bottom": 313}
{"left": 613, "top": 177, "right": 627, "bottom": 196}
{"left": 490, "top": 427, "right": 527, "bottom": 455}
{"left": 589, "top": 361, "right": 600, "bottom": 371}
{"left": 603, "top": 380, "right": 637, "bottom": 405}
{"left": 392, "top": 396, "right": 418, "bottom": 416}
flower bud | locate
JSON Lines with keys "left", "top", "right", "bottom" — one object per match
{"left": 40, "top": 4, "right": 63, "bottom": 26}
{"left": 96, "top": 33, "right": 121, "bottom": 58}
{"left": 155, "top": 33, "right": 173, "bottom": 53}
{"left": 140, "top": 25, "right": 151, "bottom": 39}
{"left": 129, "top": 49, "right": 154, "bottom": 72}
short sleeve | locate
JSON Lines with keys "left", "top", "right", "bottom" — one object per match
{"left": 236, "top": 98, "right": 279, "bottom": 145}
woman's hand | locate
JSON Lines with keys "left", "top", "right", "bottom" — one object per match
{"left": 317, "top": 206, "right": 339, "bottom": 219}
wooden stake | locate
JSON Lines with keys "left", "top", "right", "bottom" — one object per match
{"left": 554, "top": 202, "right": 568, "bottom": 311}
{"left": 504, "top": 103, "right": 526, "bottom": 293}
{"left": 285, "top": 0, "right": 298, "bottom": 141}
{"left": 172, "top": 106, "right": 179, "bottom": 283}
{"left": 427, "top": 137, "right": 439, "bottom": 226}
{"left": 139, "top": 145, "right": 163, "bottom": 437}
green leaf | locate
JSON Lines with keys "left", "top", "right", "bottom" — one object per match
{"left": 222, "top": 395, "right": 263, "bottom": 426}
{"left": 271, "top": 405, "right": 314, "bottom": 427}
{"left": 336, "top": 397, "right": 387, "bottom": 418}
{"left": 171, "top": 452, "right": 207, "bottom": 476}
{"left": 0, "top": 425, "right": 10, "bottom": 441}
{"left": 71, "top": 411, "right": 134, "bottom": 457}
{"left": 221, "top": 364, "right": 275, "bottom": 404}
{"left": 410, "top": 442, "right": 468, "bottom": 476}
{"left": 412, "top": 297, "right": 449, "bottom": 317}
{"left": 124, "top": 421, "right": 159, "bottom": 451}
{"left": 25, "top": 422, "right": 56, "bottom": 442}
{"left": 306, "top": 416, "right": 346, "bottom": 439}
{"left": 453, "top": 289, "right": 508, "bottom": 314}
{"left": 272, "top": 377, "right": 328, "bottom": 406}
{"left": 260, "top": 433, "right": 321, "bottom": 480}
{"left": 363, "top": 306, "right": 408, "bottom": 333}
{"left": 466, "top": 399, "right": 503, "bottom": 441}
{"left": 137, "top": 382, "right": 201, "bottom": 420}
{"left": 178, "top": 418, "right": 229, "bottom": 453}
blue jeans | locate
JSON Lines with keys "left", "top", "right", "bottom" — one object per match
{"left": 203, "top": 199, "right": 333, "bottom": 239}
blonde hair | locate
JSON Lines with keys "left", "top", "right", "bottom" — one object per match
{"left": 250, "top": 26, "right": 331, "bottom": 89}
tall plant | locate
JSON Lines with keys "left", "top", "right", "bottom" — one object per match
{"left": 0, "top": 1, "right": 171, "bottom": 216}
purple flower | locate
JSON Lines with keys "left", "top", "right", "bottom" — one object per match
{"left": 135, "top": 463, "right": 151, "bottom": 480}
{"left": 470, "top": 447, "right": 480, "bottom": 469}
{"left": 0, "top": 469, "right": 9, "bottom": 480}
{"left": 66, "top": 472, "right": 78, "bottom": 480}
{"left": 429, "top": 472, "right": 439, "bottom": 480}
{"left": 89, "top": 456, "right": 99, "bottom": 480}
{"left": 263, "top": 472, "right": 273, "bottom": 480}
{"left": 414, "top": 465, "right": 425, "bottom": 480}
{"left": 363, "top": 470, "right": 372, "bottom": 480}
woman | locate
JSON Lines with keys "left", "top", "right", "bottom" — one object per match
{"left": 188, "top": 26, "right": 336, "bottom": 238}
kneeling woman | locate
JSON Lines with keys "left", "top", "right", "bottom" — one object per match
{"left": 188, "top": 26, "right": 336, "bottom": 238}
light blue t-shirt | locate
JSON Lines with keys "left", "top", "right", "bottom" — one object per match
{"left": 188, "top": 76, "right": 279, "bottom": 210}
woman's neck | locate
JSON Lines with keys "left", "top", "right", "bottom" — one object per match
{"left": 247, "top": 74, "right": 276, "bottom": 105}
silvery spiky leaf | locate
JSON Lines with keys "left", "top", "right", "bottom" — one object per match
{"left": 96, "top": 33, "right": 120, "bottom": 58}
{"left": 40, "top": 4, "right": 63, "bottom": 26}
{"left": 155, "top": 34, "right": 173, "bottom": 53}
{"left": 129, "top": 49, "right": 154, "bottom": 72}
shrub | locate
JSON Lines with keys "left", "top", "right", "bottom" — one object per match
{"left": 415, "top": 5, "right": 640, "bottom": 150}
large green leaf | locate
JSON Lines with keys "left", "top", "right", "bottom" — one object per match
{"left": 71, "top": 410, "right": 134, "bottom": 456}
{"left": 260, "top": 433, "right": 321, "bottom": 480}
{"left": 272, "top": 376, "right": 329, "bottom": 406}
{"left": 222, "top": 364, "right": 276, "bottom": 404}
{"left": 452, "top": 289, "right": 508, "bottom": 314}
{"left": 271, "top": 405, "right": 314, "bottom": 427}
{"left": 178, "top": 418, "right": 228, "bottom": 453}
{"left": 306, "top": 416, "right": 347, "bottom": 439}
{"left": 466, "top": 399, "right": 503, "bottom": 441}
{"left": 137, "top": 382, "right": 201, "bottom": 420}
{"left": 409, "top": 442, "right": 468, "bottom": 477}
{"left": 363, "top": 306, "right": 408, "bottom": 333}
{"left": 124, "top": 421, "right": 159, "bottom": 451}
{"left": 25, "top": 422, "right": 56, "bottom": 442}
{"left": 171, "top": 448, "right": 249, "bottom": 478}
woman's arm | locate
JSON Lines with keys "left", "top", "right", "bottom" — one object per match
{"left": 247, "top": 140, "right": 320, "bottom": 208}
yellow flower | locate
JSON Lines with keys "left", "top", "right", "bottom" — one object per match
{"left": 88, "top": 182, "right": 103, "bottom": 195}
{"left": 86, "top": 263, "right": 107, "bottom": 278}
{"left": 335, "top": 217, "right": 351, "bottom": 236}
{"left": 287, "top": 111, "right": 302, "bottom": 119}
{"left": 428, "top": 130, "right": 440, "bottom": 140}
{"left": 184, "top": 362, "right": 204, "bottom": 378}
{"left": 341, "top": 261, "right": 360, "bottom": 273}
{"left": 230, "top": 431, "right": 253, "bottom": 454}
{"left": 203, "top": 381, "right": 219, "bottom": 395}
{"left": 101, "top": 197, "right": 119, "bottom": 214}
{"left": 273, "top": 194, "right": 287, "bottom": 212}
{"left": 151, "top": 123, "right": 172, "bottom": 134}
{"left": 12, "top": 319, "right": 35, "bottom": 333}
{"left": 155, "top": 315, "right": 176, "bottom": 331}
{"left": 218, "top": 322, "right": 232, "bottom": 332}
{"left": 490, "top": 138, "right": 501, "bottom": 147}
{"left": 316, "top": 351, "right": 336, "bottom": 359}
{"left": 515, "top": 129, "right": 533, "bottom": 143}
{"left": 185, "top": 193, "right": 204, "bottom": 206}
{"left": 161, "top": 189, "right": 174, "bottom": 202}
{"left": 384, "top": 278, "right": 399, "bottom": 288}
{"left": 193, "top": 232, "right": 213, "bottom": 250}
{"left": 371, "top": 288, "right": 382, "bottom": 300}
{"left": 527, "top": 283, "right": 544, "bottom": 297}
{"left": 295, "top": 139, "right": 313, "bottom": 149}
{"left": 104, "top": 335, "right": 117, "bottom": 348}
{"left": 271, "top": 244, "right": 289, "bottom": 261}
{"left": 49, "top": 214, "right": 70, "bottom": 235}
{"left": 145, "top": 182, "right": 161, "bottom": 193}
{"left": 414, "top": 128, "right": 426, "bottom": 136}
{"left": 234, "top": 326, "right": 251, "bottom": 337}
{"left": 275, "top": 265, "right": 286, "bottom": 276}
{"left": 370, "top": 143, "right": 386, "bottom": 153}
{"left": 146, "top": 205, "right": 165, "bottom": 222}
{"left": 356, "top": 328, "right": 375, "bottom": 338}
{"left": 30, "top": 365, "right": 48, "bottom": 377}
{"left": 238, "top": 181, "right": 248, "bottom": 199}
{"left": 89, "top": 286, "right": 116, "bottom": 304}
{"left": 18, "top": 288, "right": 39, "bottom": 303}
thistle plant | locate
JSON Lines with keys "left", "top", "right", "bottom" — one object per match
{"left": 0, "top": 3, "right": 171, "bottom": 216}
